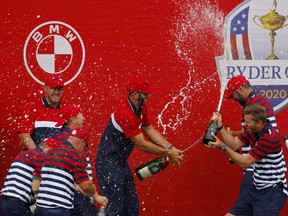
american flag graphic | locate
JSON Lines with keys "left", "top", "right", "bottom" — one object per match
{"left": 230, "top": 7, "right": 252, "bottom": 60}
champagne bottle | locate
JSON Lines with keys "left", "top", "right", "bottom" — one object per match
{"left": 202, "top": 119, "right": 218, "bottom": 145}
{"left": 284, "top": 136, "right": 288, "bottom": 149}
{"left": 136, "top": 157, "right": 170, "bottom": 180}
{"left": 97, "top": 206, "right": 106, "bottom": 216}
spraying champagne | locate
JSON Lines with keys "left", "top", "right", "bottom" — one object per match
{"left": 202, "top": 119, "right": 218, "bottom": 145}
{"left": 203, "top": 83, "right": 226, "bottom": 145}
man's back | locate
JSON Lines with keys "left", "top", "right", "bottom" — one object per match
{"left": 36, "top": 142, "right": 88, "bottom": 209}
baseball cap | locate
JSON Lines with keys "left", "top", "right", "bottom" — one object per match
{"left": 71, "top": 127, "right": 89, "bottom": 141}
{"left": 224, "top": 75, "right": 250, "bottom": 99}
{"left": 44, "top": 74, "right": 64, "bottom": 89}
{"left": 43, "top": 138, "right": 60, "bottom": 148}
{"left": 126, "top": 76, "right": 153, "bottom": 94}
{"left": 55, "top": 104, "right": 82, "bottom": 127}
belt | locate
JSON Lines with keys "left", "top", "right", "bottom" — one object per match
{"left": 2, "top": 195, "right": 20, "bottom": 201}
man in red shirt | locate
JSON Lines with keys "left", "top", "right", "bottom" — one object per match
{"left": 17, "top": 74, "right": 65, "bottom": 149}
{"left": 96, "top": 76, "right": 183, "bottom": 216}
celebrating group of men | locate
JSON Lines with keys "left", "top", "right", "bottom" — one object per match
{"left": 1, "top": 74, "right": 183, "bottom": 216}
{"left": 1, "top": 73, "right": 288, "bottom": 216}
{"left": 207, "top": 75, "right": 288, "bottom": 216}
{"left": 1, "top": 75, "right": 108, "bottom": 216}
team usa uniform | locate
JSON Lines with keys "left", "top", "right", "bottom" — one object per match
{"left": 223, "top": 75, "right": 284, "bottom": 215}
{"left": 96, "top": 98, "right": 152, "bottom": 216}
{"left": 236, "top": 90, "right": 279, "bottom": 196}
{"left": 240, "top": 90, "right": 278, "bottom": 164}
{"left": 55, "top": 127, "right": 96, "bottom": 216}
{"left": 34, "top": 140, "right": 89, "bottom": 216}
{"left": 17, "top": 97, "right": 64, "bottom": 145}
{"left": 1, "top": 147, "right": 45, "bottom": 216}
{"left": 230, "top": 122, "right": 288, "bottom": 215}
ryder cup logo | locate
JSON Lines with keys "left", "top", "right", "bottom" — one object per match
{"left": 216, "top": 0, "right": 288, "bottom": 113}
{"left": 23, "top": 21, "right": 85, "bottom": 85}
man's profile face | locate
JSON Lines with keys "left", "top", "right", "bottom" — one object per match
{"left": 137, "top": 92, "right": 150, "bottom": 106}
{"left": 230, "top": 88, "right": 245, "bottom": 106}
{"left": 244, "top": 114, "right": 258, "bottom": 134}
{"left": 73, "top": 114, "right": 85, "bottom": 127}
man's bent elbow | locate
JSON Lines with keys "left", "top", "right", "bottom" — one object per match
{"left": 80, "top": 181, "right": 96, "bottom": 197}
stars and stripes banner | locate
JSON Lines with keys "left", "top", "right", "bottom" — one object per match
{"left": 230, "top": 7, "right": 252, "bottom": 60}
{"left": 216, "top": 0, "right": 288, "bottom": 113}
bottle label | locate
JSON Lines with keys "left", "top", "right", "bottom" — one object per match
{"left": 138, "top": 166, "right": 153, "bottom": 179}
{"left": 151, "top": 166, "right": 160, "bottom": 173}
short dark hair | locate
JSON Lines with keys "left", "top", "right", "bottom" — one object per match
{"left": 243, "top": 104, "right": 266, "bottom": 123}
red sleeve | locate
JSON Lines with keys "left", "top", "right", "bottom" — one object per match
{"left": 117, "top": 111, "right": 143, "bottom": 138}
{"left": 141, "top": 106, "right": 152, "bottom": 127}
{"left": 248, "top": 137, "right": 267, "bottom": 160}
{"left": 237, "top": 129, "right": 251, "bottom": 146}
{"left": 33, "top": 160, "right": 43, "bottom": 179}
{"left": 17, "top": 102, "right": 36, "bottom": 134}
{"left": 248, "top": 132, "right": 282, "bottom": 160}
{"left": 32, "top": 151, "right": 45, "bottom": 179}
{"left": 73, "top": 154, "right": 90, "bottom": 184}
{"left": 115, "top": 103, "right": 152, "bottom": 138}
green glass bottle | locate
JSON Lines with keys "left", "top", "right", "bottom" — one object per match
{"left": 284, "top": 136, "right": 288, "bottom": 149}
{"left": 136, "top": 157, "right": 170, "bottom": 180}
{"left": 202, "top": 119, "right": 218, "bottom": 145}
{"left": 97, "top": 206, "right": 106, "bottom": 216}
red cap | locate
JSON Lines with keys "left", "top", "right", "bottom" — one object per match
{"left": 71, "top": 127, "right": 89, "bottom": 140}
{"left": 126, "top": 76, "right": 152, "bottom": 94}
{"left": 224, "top": 75, "right": 249, "bottom": 99}
{"left": 56, "top": 104, "right": 82, "bottom": 127}
{"left": 45, "top": 74, "right": 64, "bottom": 89}
{"left": 43, "top": 138, "right": 60, "bottom": 148}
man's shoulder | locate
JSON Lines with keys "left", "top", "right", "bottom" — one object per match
{"left": 61, "top": 102, "right": 74, "bottom": 107}
{"left": 20, "top": 100, "right": 43, "bottom": 113}
{"left": 47, "top": 144, "right": 76, "bottom": 156}
{"left": 23, "top": 100, "right": 38, "bottom": 107}
{"left": 250, "top": 91, "right": 266, "bottom": 100}
{"left": 15, "top": 147, "right": 43, "bottom": 160}
{"left": 247, "top": 93, "right": 272, "bottom": 105}
{"left": 115, "top": 101, "right": 132, "bottom": 116}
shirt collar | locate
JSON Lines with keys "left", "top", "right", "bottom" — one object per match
{"left": 247, "top": 89, "right": 257, "bottom": 99}
{"left": 60, "top": 126, "right": 73, "bottom": 133}
{"left": 128, "top": 97, "right": 141, "bottom": 117}
{"left": 42, "top": 97, "right": 61, "bottom": 109}
{"left": 254, "top": 120, "right": 271, "bottom": 140}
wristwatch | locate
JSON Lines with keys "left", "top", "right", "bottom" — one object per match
{"left": 220, "top": 143, "right": 227, "bottom": 152}
{"left": 218, "top": 125, "right": 224, "bottom": 131}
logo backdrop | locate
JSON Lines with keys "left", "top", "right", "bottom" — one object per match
{"left": 216, "top": 0, "right": 288, "bottom": 112}
{"left": 1, "top": 0, "right": 288, "bottom": 215}
{"left": 23, "top": 21, "right": 85, "bottom": 85}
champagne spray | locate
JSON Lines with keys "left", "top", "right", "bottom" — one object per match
{"left": 202, "top": 82, "right": 225, "bottom": 145}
